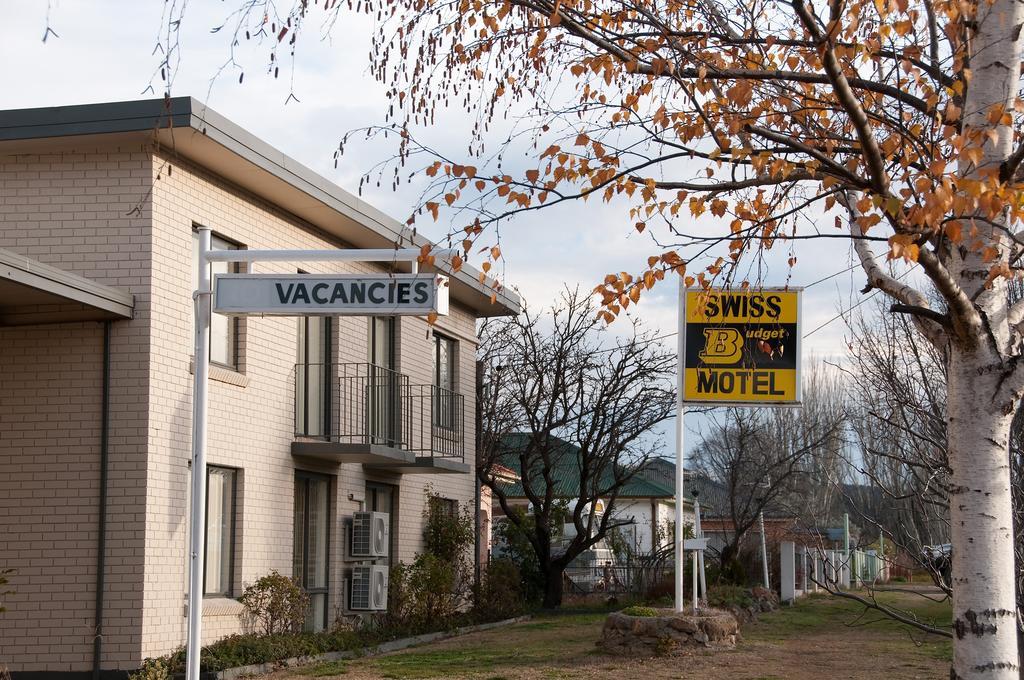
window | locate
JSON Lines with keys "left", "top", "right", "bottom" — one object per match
{"left": 294, "top": 472, "right": 331, "bottom": 631}
{"left": 429, "top": 495, "right": 457, "bottom": 521}
{"left": 204, "top": 466, "right": 237, "bottom": 597}
{"left": 370, "top": 317, "right": 395, "bottom": 370}
{"left": 433, "top": 334, "right": 457, "bottom": 428}
{"left": 192, "top": 230, "right": 239, "bottom": 368}
{"left": 296, "top": 316, "right": 332, "bottom": 437}
{"left": 369, "top": 318, "right": 399, "bottom": 445}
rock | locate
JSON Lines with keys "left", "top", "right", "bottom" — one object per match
{"left": 669, "top": 617, "right": 699, "bottom": 634}
{"left": 597, "top": 608, "right": 739, "bottom": 656}
{"left": 702, "top": 614, "right": 739, "bottom": 640}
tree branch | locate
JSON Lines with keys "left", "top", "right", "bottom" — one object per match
{"left": 890, "top": 303, "right": 951, "bottom": 329}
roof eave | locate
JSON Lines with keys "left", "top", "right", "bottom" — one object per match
{"left": 0, "top": 97, "right": 522, "bottom": 317}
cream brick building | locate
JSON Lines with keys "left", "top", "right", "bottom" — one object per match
{"left": 0, "top": 98, "right": 519, "bottom": 678}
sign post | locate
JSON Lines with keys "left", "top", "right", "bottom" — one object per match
{"left": 674, "top": 278, "right": 686, "bottom": 612}
{"left": 186, "top": 240, "right": 454, "bottom": 680}
{"left": 186, "top": 228, "right": 213, "bottom": 680}
{"left": 674, "top": 286, "right": 802, "bottom": 613}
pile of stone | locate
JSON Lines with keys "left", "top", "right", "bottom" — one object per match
{"left": 719, "top": 587, "right": 780, "bottom": 625}
{"left": 598, "top": 608, "right": 740, "bottom": 656}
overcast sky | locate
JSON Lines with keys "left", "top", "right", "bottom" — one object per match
{"left": 0, "top": 1, "right": 916, "bottom": 453}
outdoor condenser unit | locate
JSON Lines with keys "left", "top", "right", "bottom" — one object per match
{"left": 350, "top": 565, "right": 389, "bottom": 611}
{"left": 351, "top": 511, "right": 390, "bottom": 558}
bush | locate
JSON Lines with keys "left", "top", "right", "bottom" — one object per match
{"left": 0, "top": 568, "right": 13, "bottom": 614}
{"left": 128, "top": 658, "right": 169, "bottom": 680}
{"left": 621, "top": 605, "right": 658, "bottom": 617}
{"left": 472, "top": 559, "right": 525, "bottom": 622}
{"left": 492, "top": 510, "right": 546, "bottom": 605}
{"left": 717, "top": 555, "right": 748, "bottom": 586}
{"left": 387, "top": 553, "right": 464, "bottom": 631}
{"left": 706, "top": 584, "right": 755, "bottom": 610}
{"left": 161, "top": 626, "right": 379, "bottom": 674}
{"left": 238, "top": 571, "right": 309, "bottom": 636}
{"left": 423, "top": 491, "right": 475, "bottom": 565}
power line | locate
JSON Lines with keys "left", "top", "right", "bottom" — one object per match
{"left": 485, "top": 253, "right": 905, "bottom": 364}
{"left": 583, "top": 253, "right": 889, "bottom": 353}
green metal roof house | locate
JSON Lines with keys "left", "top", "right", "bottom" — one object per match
{"left": 490, "top": 434, "right": 694, "bottom": 554}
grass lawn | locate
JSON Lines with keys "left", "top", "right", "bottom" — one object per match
{"left": 270, "top": 590, "right": 951, "bottom": 680}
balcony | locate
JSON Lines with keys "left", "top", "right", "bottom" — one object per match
{"left": 292, "top": 363, "right": 468, "bottom": 474}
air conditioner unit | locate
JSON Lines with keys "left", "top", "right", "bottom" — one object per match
{"left": 350, "top": 565, "right": 388, "bottom": 611}
{"left": 351, "top": 511, "right": 389, "bottom": 558}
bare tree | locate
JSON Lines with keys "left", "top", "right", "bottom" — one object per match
{"left": 841, "top": 299, "right": 1024, "bottom": 655}
{"left": 478, "top": 289, "right": 675, "bottom": 607}
{"left": 693, "top": 361, "right": 846, "bottom": 576}
{"left": 842, "top": 303, "right": 952, "bottom": 575}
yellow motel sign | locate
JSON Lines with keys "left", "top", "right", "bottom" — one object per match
{"left": 682, "top": 288, "right": 802, "bottom": 405}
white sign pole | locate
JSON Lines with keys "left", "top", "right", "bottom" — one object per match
{"left": 674, "top": 277, "right": 686, "bottom": 612}
{"left": 186, "top": 227, "right": 212, "bottom": 680}
{"left": 181, "top": 244, "right": 455, "bottom": 677}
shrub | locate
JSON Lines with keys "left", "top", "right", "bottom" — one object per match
{"left": 238, "top": 571, "right": 310, "bottom": 636}
{"left": 0, "top": 568, "right": 13, "bottom": 614}
{"left": 706, "top": 584, "right": 755, "bottom": 610}
{"left": 472, "top": 559, "right": 525, "bottom": 622}
{"left": 717, "top": 555, "right": 748, "bottom": 586}
{"left": 492, "top": 510, "right": 545, "bottom": 605}
{"left": 128, "top": 658, "right": 169, "bottom": 680}
{"left": 387, "top": 553, "right": 464, "bottom": 631}
{"left": 423, "top": 491, "right": 475, "bottom": 565}
{"left": 621, "top": 605, "right": 658, "bottom": 617}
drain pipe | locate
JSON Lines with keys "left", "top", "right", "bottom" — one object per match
{"left": 473, "top": 361, "right": 484, "bottom": 602}
{"left": 92, "top": 321, "right": 112, "bottom": 680}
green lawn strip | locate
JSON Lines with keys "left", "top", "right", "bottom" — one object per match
{"left": 356, "top": 614, "right": 604, "bottom": 679}
{"left": 342, "top": 594, "right": 951, "bottom": 680}
{"left": 746, "top": 591, "right": 952, "bottom": 656}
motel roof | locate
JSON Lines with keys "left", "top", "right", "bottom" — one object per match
{"left": 0, "top": 97, "right": 521, "bottom": 317}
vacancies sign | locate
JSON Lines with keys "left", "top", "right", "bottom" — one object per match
{"left": 213, "top": 273, "right": 449, "bottom": 316}
{"left": 682, "top": 288, "right": 801, "bottom": 405}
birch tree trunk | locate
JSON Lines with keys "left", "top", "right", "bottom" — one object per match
{"left": 947, "top": 351, "right": 1019, "bottom": 678}
{"left": 948, "top": 0, "right": 1024, "bottom": 675}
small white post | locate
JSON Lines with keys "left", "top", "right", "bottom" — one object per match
{"left": 186, "top": 227, "right": 212, "bottom": 680}
{"left": 759, "top": 510, "right": 770, "bottom": 589}
{"left": 780, "top": 541, "right": 795, "bottom": 603}
{"left": 691, "top": 551, "right": 698, "bottom": 612}
{"left": 812, "top": 552, "right": 820, "bottom": 592}
{"left": 843, "top": 513, "right": 851, "bottom": 588}
{"left": 674, "top": 278, "right": 686, "bottom": 612}
{"left": 695, "top": 498, "right": 706, "bottom": 602}
{"left": 802, "top": 546, "right": 809, "bottom": 594}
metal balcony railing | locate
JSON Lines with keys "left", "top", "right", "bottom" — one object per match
{"left": 294, "top": 364, "right": 465, "bottom": 462}
{"left": 406, "top": 384, "right": 465, "bottom": 460}
{"left": 295, "top": 363, "right": 410, "bottom": 448}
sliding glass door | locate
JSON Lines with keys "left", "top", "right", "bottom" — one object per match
{"left": 293, "top": 472, "right": 331, "bottom": 631}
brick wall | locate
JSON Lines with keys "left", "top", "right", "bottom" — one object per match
{"left": 142, "top": 150, "right": 479, "bottom": 657}
{"left": 0, "top": 141, "right": 482, "bottom": 672}
{"left": 0, "top": 145, "right": 153, "bottom": 672}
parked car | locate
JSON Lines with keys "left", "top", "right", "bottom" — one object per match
{"left": 922, "top": 543, "right": 952, "bottom": 585}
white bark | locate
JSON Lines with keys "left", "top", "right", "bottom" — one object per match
{"left": 947, "top": 349, "right": 1019, "bottom": 679}
{"left": 945, "top": 0, "right": 1024, "bottom": 674}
